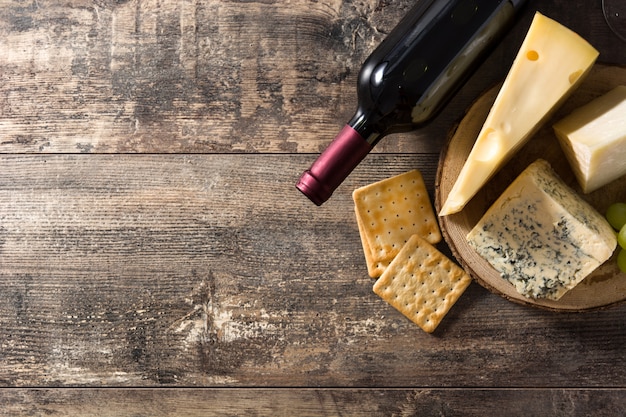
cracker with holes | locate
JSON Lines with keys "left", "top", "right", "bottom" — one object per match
{"left": 354, "top": 206, "right": 392, "bottom": 276}
{"left": 353, "top": 169, "right": 441, "bottom": 277}
{"left": 373, "top": 234, "right": 471, "bottom": 333}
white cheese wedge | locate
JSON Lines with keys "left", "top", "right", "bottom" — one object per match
{"left": 466, "top": 159, "right": 617, "bottom": 300}
{"left": 553, "top": 85, "right": 626, "bottom": 193}
{"left": 439, "top": 13, "right": 599, "bottom": 216}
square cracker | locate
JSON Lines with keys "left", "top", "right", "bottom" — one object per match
{"left": 373, "top": 234, "right": 471, "bottom": 333}
{"left": 353, "top": 170, "right": 441, "bottom": 277}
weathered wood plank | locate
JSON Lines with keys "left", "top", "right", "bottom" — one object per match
{"left": 0, "top": 154, "right": 625, "bottom": 388}
{"left": 1, "top": 388, "right": 625, "bottom": 416}
{"left": 0, "top": 0, "right": 622, "bottom": 154}
{"left": 0, "top": 0, "right": 403, "bottom": 153}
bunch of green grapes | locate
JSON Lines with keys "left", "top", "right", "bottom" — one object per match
{"left": 606, "top": 202, "right": 626, "bottom": 273}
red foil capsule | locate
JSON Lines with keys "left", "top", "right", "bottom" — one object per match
{"left": 296, "top": 125, "right": 372, "bottom": 205}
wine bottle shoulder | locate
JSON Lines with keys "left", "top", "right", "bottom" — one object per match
{"left": 352, "top": 0, "right": 518, "bottom": 141}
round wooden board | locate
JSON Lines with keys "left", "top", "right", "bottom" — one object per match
{"left": 435, "top": 63, "right": 626, "bottom": 311}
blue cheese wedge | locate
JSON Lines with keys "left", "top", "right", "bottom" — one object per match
{"left": 466, "top": 159, "right": 617, "bottom": 300}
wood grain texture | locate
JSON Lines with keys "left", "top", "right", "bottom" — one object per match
{"left": 0, "top": 0, "right": 625, "bottom": 414}
{"left": 2, "top": 388, "right": 626, "bottom": 416}
{"left": 0, "top": 0, "right": 409, "bottom": 153}
{"left": 0, "top": 154, "right": 625, "bottom": 390}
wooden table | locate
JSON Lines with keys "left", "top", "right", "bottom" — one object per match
{"left": 1, "top": 0, "right": 624, "bottom": 415}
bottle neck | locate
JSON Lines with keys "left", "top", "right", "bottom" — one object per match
{"left": 296, "top": 124, "right": 373, "bottom": 205}
{"left": 348, "top": 111, "right": 382, "bottom": 147}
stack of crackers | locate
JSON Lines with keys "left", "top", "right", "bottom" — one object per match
{"left": 353, "top": 170, "right": 471, "bottom": 333}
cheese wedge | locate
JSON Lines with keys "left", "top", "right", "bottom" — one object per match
{"left": 553, "top": 85, "right": 626, "bottom": 193}
{"left": 467, "top": 159, "right": 617, "bottom": 300}
{"left": 439, "top": 13, "right": 599, "bottom": 216}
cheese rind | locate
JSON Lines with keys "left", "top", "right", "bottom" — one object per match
{"left": 439, "top": 13, "right": 599, "bottom": 216}
{"left": 466, "top": 159, "right": 617, "bottom": 300}
{"left": 553, "top": 85, "right": 626, "bottom": 193}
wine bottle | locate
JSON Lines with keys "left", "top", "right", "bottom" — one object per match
{"left": 296, "top": 0, "right": 528, "bottom": 205}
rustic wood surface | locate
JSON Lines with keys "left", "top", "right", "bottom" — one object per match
{"left": 0, "top": 0, "right": 625, "bottom": 415}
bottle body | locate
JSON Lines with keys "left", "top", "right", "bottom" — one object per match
{"left": 297, "top": 0, "right": 527, "bottom": 205}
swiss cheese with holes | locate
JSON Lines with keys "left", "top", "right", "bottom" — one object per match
{"left": 373, "top": 234, "right": 471, "bottom": 333}
{"left": 439, "top": 12, "right": 599, "bottom": 216}
{"left": 353, "top": 170, "right": 441, "bottom": 277}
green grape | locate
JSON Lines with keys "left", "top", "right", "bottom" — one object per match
{"left": 606, "top": 202, "right": 626, "bottom": 231}
{"left": 619, "top": 225, "right": 626, "bottom": 250}
{"left": 618, "top": 249, "right": 626, "bottom": 274}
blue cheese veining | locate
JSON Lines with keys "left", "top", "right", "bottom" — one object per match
{"left": 466, "top": 159, "right": 617, "bottom": 300}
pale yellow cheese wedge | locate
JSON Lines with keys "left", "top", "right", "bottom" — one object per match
{"left": 439, "top": 13, "right": 599, "bottom": 216}
{"left": 553, "top": 85, "right": 626, "bottom": 193}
